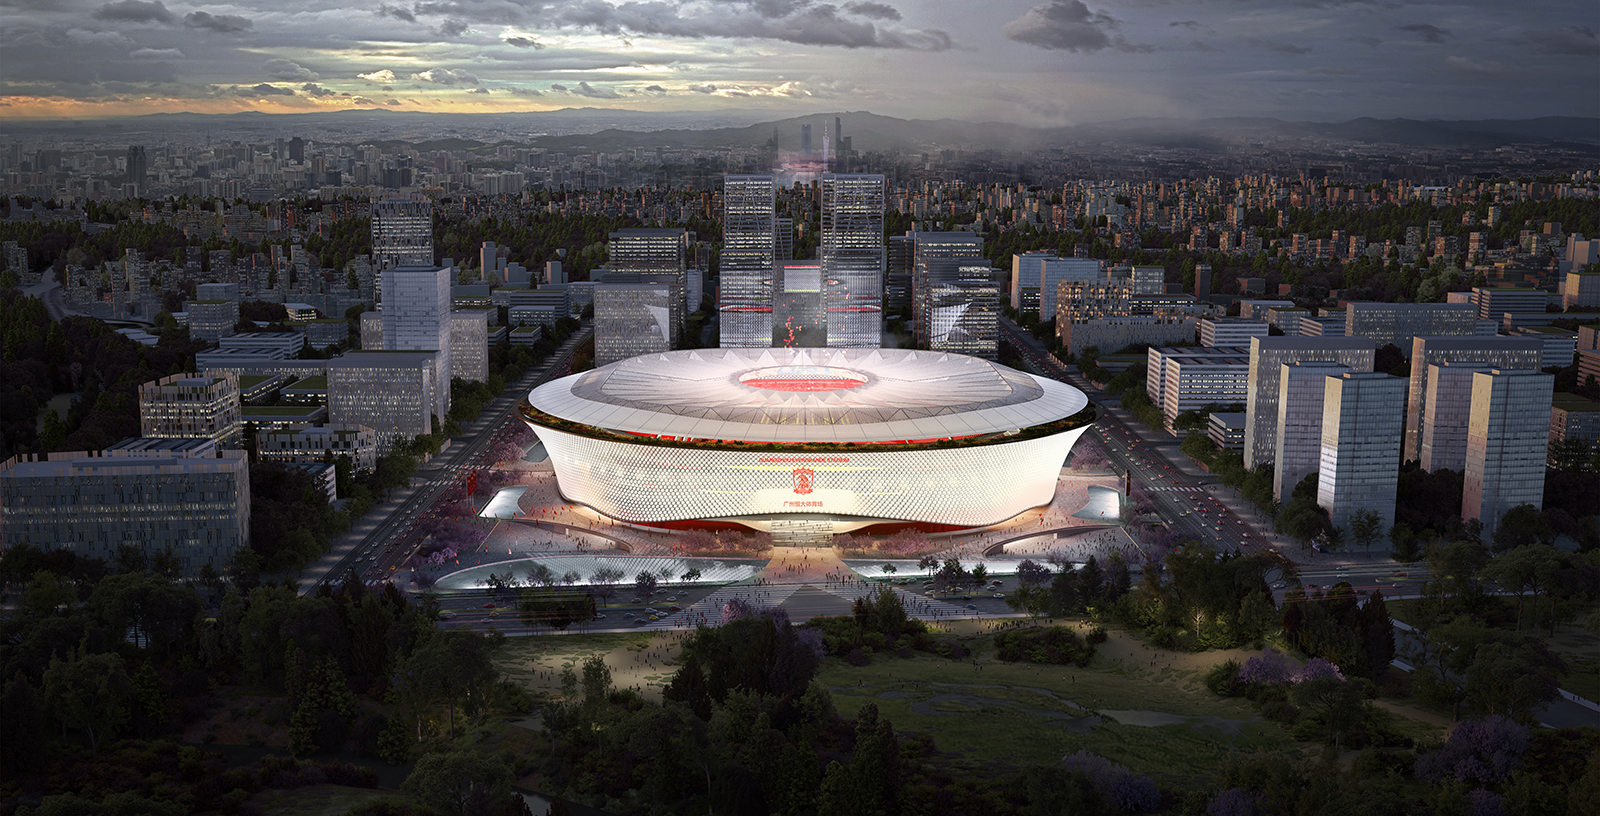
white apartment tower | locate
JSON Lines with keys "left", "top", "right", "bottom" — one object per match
{"left": 1244, "top": 337, "right": 1377, "bottom": 471}
{"left": 1419, "top": 361, "right": 1491, "bottom": 473}
{"left": 1463, "top": 369, "right": 1554, "bottom": 539}
{"left": 1317, "top": 372, "right": 1407, "bottom": 534}
{"left": 1405, "top": 337, "right": 1543, "bottom": 462}
{"left": 1272, "top": 361, "right": 1350, "bottom": 503}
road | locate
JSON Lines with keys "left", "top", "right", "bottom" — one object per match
{"left": 300, "top": 326, "right": 593, "bottom": 593}
{"left": 1000, "top": 318, "right": 1274, "bottom": 562}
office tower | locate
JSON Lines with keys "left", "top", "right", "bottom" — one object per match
{"left": 380, "top": 265, "right": 452, "bottom": 422}
{"left": 126, "top": 145, "right": 147, "bottom": 188}
{"left": 480, "top": 241, "right": 506, "bottom": 282}
{"left": 1463, "top": 369, "right": 1554, "bottom": 538}
{"left": 719, "top": 174, "right": 777, "bottom": 348}
{"left": 328, "top": 350, "right": 441, "bottom": 453}
{"left": 926, "top": 265, "right": 1000, "bottom": 359}
{"left": 189, "top": 298, "right": 239, "bottom": 342}
{"left": 1419, "top": 361, "right": 1491, "bottom": 473}
{"left": 594, "top": 281, "right": 677, "bottom": 365}
{"left": 774, "top": 262, "right": 827, "bottom": 348}
{"left": 801, "top": 124, "right": 812, "bottom": 155}
{"left": 1343, "top": 302, "right": 1477, "bottom": 346}
{"left": 258, "top": 424, "right": 378, "bottom": 474}
{"left": 1194, "top": 264, "right": 1212, "bottom": 301}
{"left": 1244, "top": 337, "right": 1376, "bottom": 470}
{"left": 1200, "top": 318, "right": 1270, "bottom": 348}
{"left": 910, "top": 231, "right": 984, "bottom": 345}
{"left": 1318, "top": 373, "right": 1407, "bottom": 533}
{"left": 1040, "top": 257, "right": 1102, "bottom": 320}
{"left": 1272, "top": 362, "right": 1349, "bottom": 502}
{"left": 1472, "top": 287, "right": 1546, "bottom": 321}
{"left": 506, "top": 287, "right": 571, "bottom": 328}
{"left": 774, "top": 218, "right": 793, "bottom": 267}
{"left": 609, "top": 227, "right": 689, "bottom": 337}
{"left": 1161, "top": 349, "right": 1251, "bottom": 433}
{"left": 1404, "top": 337, "right": 1543, "bottom": 462}
{"left": 139, "top": 373, "right": 244, "bottom": 449}
{"left": 1010, "top": 251, "right": 1054, "bottom": 312}
{"left": 288, "top": 136, "right": 305, "bottom": 163}
{"left": 886, "top": 234, "right": 914, "bottom": 312}
{"left": 0, "top": 438, "right": 249, "bottom": 576}
{"left": 370, "top": 194, "right": 434, "bottom": 297}
{"left": 819, "top": 173, "right": 885, "bottom": 348}
{"left": 449, "top": 310, "right": 490, "bottom": 382}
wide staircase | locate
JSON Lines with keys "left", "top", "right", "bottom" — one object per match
{"left": 639, "top": 583, "right": 802, "bottom": 631}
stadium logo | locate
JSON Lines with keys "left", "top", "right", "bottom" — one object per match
{"left": 792, "top": 467, "right": 815, "bottom": 495}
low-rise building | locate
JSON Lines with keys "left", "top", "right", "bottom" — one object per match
{"left": 138, "top": 373, "right": 243, "bottom": 448}
{"left": 327, "top": 350, "right": 441, "bottom": 452}
{"left": 1207, "top": 411, "right": 1246, "bottom": 451}
{"left": 258, "top": 424, "right": 379, "bottom": 473}
{"left": 1199, "top": 317, "right": 1269, "bottom": 348}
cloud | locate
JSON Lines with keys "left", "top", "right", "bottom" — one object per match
{"left": 506, "top": 86, "right": 544, "bottom": 96}
{"left": 263, "top": 59, "right": 318, "bottom": 81}
{"left": 411, "top": 67, "right": 479, "bottom": 85}
{"left": 1169, "top": 20, "right": 1206, "bottom": 32}
{"left": 549, "top": 83, "right": 567, "bottom": 91}
{"left": 438, "top": 19, "right": 470, "bottom": 37}
{"left": 503, "top": 35, "right": 542, "bottom": 48}
{"left": 1310, "top": 66, "right": 1356, "bottom": 75}
{"left": 1192, "top": 40, "right": 1219, "bottom": 52}
{"left": 570, "top": 81, "right": 619, "bottom": 98}
{"left": 385, "top": 98, "right": 402, "bottom": 105}
{"left": 1399, "top": 23, "right": 1449, "bottom": 43}
{"left": 470, "top": 86, "right": 489, "bottom": 93}
{"left": 1002, "top": 1, "right": 1147, "bottom": 53}
{"left": 184, "top": 11, "right": 253, "bottom": 32}
{"left": 351, "top": 96, "right": 377, "bottom": 105}
{"left": 1258, "top": 40, "right": 1311, "bottom": 54}
{"left": 843, "top": 1, "right": 899, "bottom": 20}
{"left": 301, "top": 83, "right": 336, "bottom": 97}
{"left": 238, "top": 83, "right": 295, "bottom": 96}
{"left": 358, "top": 69, "right": 397, "bottom": 83}
{"left": 65, "top": 28, "right": 134, "bottom": 46}
{"left": 130, "top": 47, "right": 183, "bottom": 59}
{"left": 1443, "top": 55, "right": 1512, "bottom": 76}
{"left": 643, "top": 84, "right": 666, "bottom": 93}
{"left": 1524, "top": 26, "right": 1599, "bottom": 56}
{"left": 92, "top": 0, "right": 174, "bottom": 24}
{"left": 689, "top": 83, "right": 718, "bottom": 93}
{"left": 376, "top": 4, "right": 415, "bottom": 22}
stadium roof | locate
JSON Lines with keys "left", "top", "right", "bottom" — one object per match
{"left": 528, "top": 348, "right": 1087, "bottom": 444}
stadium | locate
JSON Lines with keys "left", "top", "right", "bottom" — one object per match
{"left": 519, "top": 348, "right": 1094, "bottom": 532}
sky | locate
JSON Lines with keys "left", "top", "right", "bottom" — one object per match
{"left": 0, "top": 0, "right": 1595, "bottom": 123}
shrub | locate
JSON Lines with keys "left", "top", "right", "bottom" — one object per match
{"left": 1086, "top": 626, "right": 1108, "bottom": 644}
{"left": 994, "top": 626, "right": 1097, "bottom": 666}
{"left": 1205, "top": 660, "right": 1243, "bottom": 697}
{"left": 1058, "top": 750, "right": 1161, "bottom": 813}
{"left": 320, "top": 760, "right": 379, "bottom": 788}
{"left": 1236, "top": 648, "right": 1294, "bottom": 686}
{"left": 844, "top": 647, "right": 872, "bottom": 667}
{"left": 1414, "top": 716, "right": 1530, "bottom": 785}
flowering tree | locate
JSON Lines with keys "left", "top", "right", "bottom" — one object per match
{"left": 720, "top": 597, "right": 755, "bottom": 624}
{"left": 1413, "top": 715, "right": 1530, "bottom": 785}
{"left": 1070, "top": 438, "right": 1111, "bottom": 471}
{"left": 882, "top": 530, "right": 931, "bottom": 557}
{"left": 1236, "top": 649, "right": 1295, "bottom": 686}
{"left": 676, "top": 529, "right": 719, "bottom": 554}
{"left": 1294, "top": 657, "right": 1345, "bottom": 683}
{"left": 1058, "top": 750, "right": 1160, "bottom": 812}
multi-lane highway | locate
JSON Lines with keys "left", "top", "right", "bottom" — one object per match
{"left": 305, "top": 326, "right": 593, "bottom": 592}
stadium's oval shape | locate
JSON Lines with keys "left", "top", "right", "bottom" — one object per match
{"left": 520, "top": 348, "right": 1095, "bottom": 528}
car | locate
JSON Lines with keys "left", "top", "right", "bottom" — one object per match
{"left": 594, "top": 613, "right": 607, "bottom": 620}
{"left": 489, "top": 611, "right": 499, "bottom": 617}
{"left": 965, "top": 604, "right": 977, "bottom": 610}
{"left": 634, "top": 619, "right": 648, "bottom": 626}
{"left": 993, "top": 593, "right": 1005, "bottom": 599}
{"left": 1393, "top": 572, "right": 1407, "bottom": 577}
{"left": 483, "top": 603, "right": 496, "bottom": 609}
{"left": 440, "top": 611, "right": 455, "bottom": 619}
{"left": 1306, "top": 583, "right": 1319, "bottom": 589}
{"left": 623, "top": 612, "right": 635, "bottom": 618}
{"left": 668, "top": 605, "right": 682, "bottom": 612}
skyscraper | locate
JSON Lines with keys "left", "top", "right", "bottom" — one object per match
{"left": 1463, "top": 369, "right": 1554, "bottom": 539}
{"left": 1405, "top": 337, "right": 1543, "bottom": 463}
{"left": 380, "top": 265, "right": 453, "bottom": 422}
{"left": 126, "top": 145, "right": 147, "bottom": 189}
{"left": 927, "top": 270, "right": 1000, "bottom": 360}
{"left": 801, "top": 124, "right": 813, "bottom": 155}
{"left": 1244, "top": 337, "right": 1376, "bottom": 470}
{"left": 910, "top": 232, "right": 984, "bottom": 345}
{"left": 1318, "top": 372, "right": 1407, "bottom": 533}
{"left": 1419, "top": 361, "right": 1491, "bottom": 473}
{"left": 1272, "top": 361, "right": 1349, "bottom": 503}
{"left": 594, "top": 282, "right": 676, "bottom": 365}
{"left": 608, "top": 227, "right": 689, "bottom": 338}
{"left": 820, "top": 173, "right": 885, "bottom": 348}
{"left": 719, "top": 174, "right": 777, "bottom": 348}
{"left": 371, "top": 193, "right": 434, "bottom": 299}
{"left": 774, "top": 262, "right": 827, "bottom": 348}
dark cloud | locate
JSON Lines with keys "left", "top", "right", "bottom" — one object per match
{"left": 301, "top": 82, "right": 336, "bottom": 97}
{"left": 263, "top": 59, "right": 318, "bottom": 81}
{"left": 1524, "top": 26, "right": 1600, "bottom": 56}
{"left": 570, "top": 81, "right": 619, "bottom": 98}
{"left": 1258, "top": 40, "right": 1311, "bottom": 54}
{"left": 238, "top": 83, "right": 295, "bottom": 96}
{"left": 506, "top": 86, "right": 543, "bottom": 95}
{"left": 549, "top": 83, "right": 567, "bottom": 91}
{"left": 92, "top": 0, "right": 174, "bottom": 24}
{"left": 1443, "top": 56, "right": 1512, "bottom": 77}
{"left": 1399, "top": 23, "right": 1449, "bottom": 43}
{"left": 438, "top": 19, "right": 470, "bottom": 37}
{"left": 130, "top": 47, "right": 183, "bottom": 59}
{"left": 643, "top": 84, "right": 666, "bottom": 93}
{"left": 843, "top": 2, "right": 899, "bottom": 21}
{"left": 1002, "top": 1, "right": 1147, "bottom": 53}
{"left": 503, "top": 35, "right": 542, "bottom": 48}
{"left": 411, "top": 67, "right": 479, "bottom": 84}
{"left": 470, "top": 86, "right": 489, "bottom": 93}
{"left": 1168, "top": 20, "right": 1204, "bottom": 31}
{"left": 98, "top": 60, "right": 178, "bottom": 83}
{"left": 376, "top": 4, "right": 416, "bottom": 22}
{"left": 184, "top": 11, "right": 253, "bottom": 32}
{"left": 385, "top": 98, "right": 401, "bottom": 105}
{"left": 689, "top": 83, "right": 717, "bottom": 93}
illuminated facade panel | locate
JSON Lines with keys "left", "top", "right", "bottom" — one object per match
{"left": 139, "top": 373, "right": 243, "bottom": 448}
{"left": 720, "top": 174, "right": 777, "bottom": 348}
{"left": 820, "top": 173, "right": 885, "bottom": 348}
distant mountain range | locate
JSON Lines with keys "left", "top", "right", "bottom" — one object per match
{"left": 4, "top": 108, "right": 1594, "bottom": 153}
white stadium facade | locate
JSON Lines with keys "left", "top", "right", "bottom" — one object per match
{"left": 520, "top": 348, "right": 1095, "bottom": 530}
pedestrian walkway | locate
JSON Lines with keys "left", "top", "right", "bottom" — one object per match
{"left": 639, "top": 583, "right": 803, "bottom": 630}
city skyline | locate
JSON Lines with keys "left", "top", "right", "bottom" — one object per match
{"left": 0, "top": 0, "right": 1594, "bottom": 123}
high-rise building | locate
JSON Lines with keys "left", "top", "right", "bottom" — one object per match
{"left": 1193, "top": 264, "right": 1212, "bottom": 301}
{"left": 719, "top": 174, "right": 777, "bottom": 348}
{"left": 370, "top": 194, "right": 434, "bottom": 295}
{"left": 0, "top": 437, "right": 249, "bottom": 576}
{"left": 449, "top": 310, "right": 490, "bottom": 382}
{"left": 1039, "top": 257, "right": 1103, "bottom": 320}
{"left": 910, "top": 232, "right": 984, "bottom": 345}
{"left": 126, "top": 145, "right": 147, "bottom": 189}
{"left": 926, "top": 267, "right": 1000, "bottom": 359}
{"left": 1317, "top": 372, "right": 1407, "bottom": 533}
{"left": 1472, "top": 287, "right": 1547, "bottom": 321}
{"left": 1200, "top": 317, "right": 1270, "bottom": 348}
{"left": 1162, "top": 351, "right": 1251, "bottom": 434}
{"left": 327, "top": 350, "right": 441, "bottom": 453}
{"left": 1009, "top": 251, "right": 1054, "bottom": 312}
{"left": 1343, "top": 302, "right": 1478, "bottom": 346}
{"left": 1244, "top": 337, "right": 1376, "bottom": 470}
{"left": 801, "top": 124, "right": 813, "bottom": 155}
{"left": 1419, "top": 361, "right": 1491, "bottom": 473}
{"left": 594, "top": 281, "right": 677, "bottom": 365}
{"left": 886, "top": 234, "right": 915, "bottom": 312}
{"left": 1272, "top": 361, "right": 1350, "bottom": 502}
{"left": 139, "top": 373, "right": 244, "bottom": 449}
{"left": 380, "top": 265, "right": 453, "bottom": 421}
{"left": 1404, "top": 337, "right": 1543, "bottom": 462}
{"left": 608, "top": 228, "right": 689, "bottom": 338}
{"left": 819, "top": 173, "right": 885, "bottom": 348}
{"left": 188, "top": 299, "right": 238, "bottom": 342}
{"left": 1463, "top": 369, "right": 1554, "bottom": 538}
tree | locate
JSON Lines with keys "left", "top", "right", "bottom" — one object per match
{"left": 1289, "top": 676, "right": 1365, "bottom": 748}
{"left": 401, "top": 750, "right": 514, "bottom": 816}
{"left": 1349, "top": 509, "right": 1383, "bottom": 553}
{"left": 1017, "top": 559, "right": 1051, "bottom": 587}
{"left": 1464, "top": 636, "right": 1568, "bottom": 721}
{"left": 634, "top": 571, "right": 658, "bottom": 600}
{"left": 1491, "top": 503, "right": 1555, "bottom": 553}
{"left": 42, "top": 649, "right": 134, "bottom": 753}
{"left": 970, "top": 564, "right": 988, "bottom": 587}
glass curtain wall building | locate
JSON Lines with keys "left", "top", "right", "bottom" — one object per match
{"left": 820, "top": 173, "right": 885, "bottom": 348}
{"left": 370, "top": 193, "right": 433, "bottom": 308}
{"left": 594, "top": 282, "right": 677, "bottom": 366}
{"left": 719, "top": 175, "right": 778, "bottom": 348}
{"left": 1464, "top": 369, "right": 1554, "bottom": 538}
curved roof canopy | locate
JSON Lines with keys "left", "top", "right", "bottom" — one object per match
{"left": 528, "top": 348, "right": 1088, "bottom": 444}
